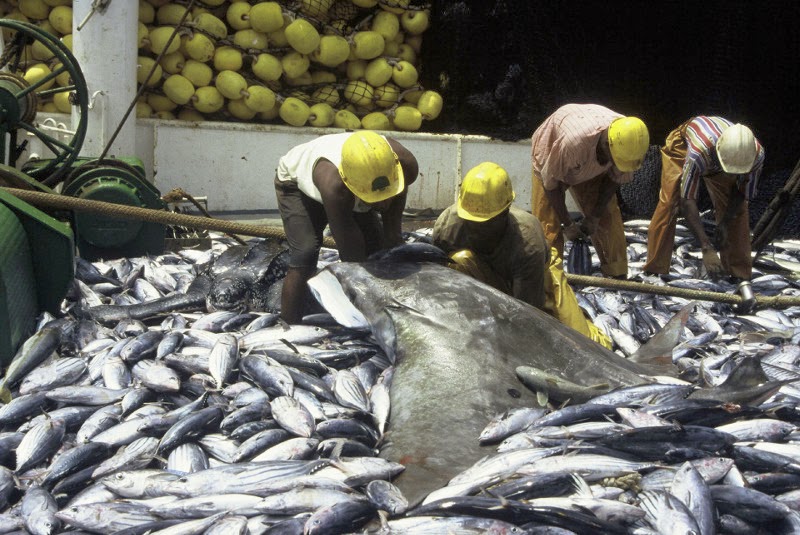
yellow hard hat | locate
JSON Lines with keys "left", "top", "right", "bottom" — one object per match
{"left": 339, "top": 131, "right": 404, "bottom": 203}
{"left": 607, "top": 116, "right": 649, "bottom": 172}
{"left": 457, "top": 162, "right": 515, "bottom": 222}
{"left": 716, "top": 123, "right": 757, "bottom": 174}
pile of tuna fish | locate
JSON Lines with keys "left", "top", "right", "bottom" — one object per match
{"left": 1, "top": 219, "right": 800, "bottom": 534}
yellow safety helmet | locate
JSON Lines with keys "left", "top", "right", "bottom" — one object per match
{"left": 607, "top": 116, "right": 649, "bottom": 172}
{"left": 457, "top": 162, "right": 515, "bottom": 222}
{"left": 716, "top": 123, "right": 757, "bottom": 174}
{"left": 339, "top": 131, "right": 405, "bottom": 203}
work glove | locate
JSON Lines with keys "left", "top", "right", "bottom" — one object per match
{"left": 702, "top": 248, "right": 724, "bottom": 279}
{"left": 562, "top": 221, "right": 585, "bottom": 242}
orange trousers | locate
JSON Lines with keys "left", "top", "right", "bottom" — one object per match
{"left": 531, "top": 171, "right": 628, "bottom": 278}
{"left": 643, "top": 124, "right": 753, "bottom": 278}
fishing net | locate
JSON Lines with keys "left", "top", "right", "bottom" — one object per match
{"left": 422, "top": 1, "right": 800, "bottom": 237}
{"left": 749, "top": 169, "right": 800, "bottom": 240}
{"left": 618, "top": 145, "right": 662, "bottom": 219}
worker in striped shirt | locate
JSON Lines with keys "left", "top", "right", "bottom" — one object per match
{"left": 531, "top": 104, "right": 649, "bottom": 278}
{"left": 643, "top": 117, "right": 764, "bottom": 280}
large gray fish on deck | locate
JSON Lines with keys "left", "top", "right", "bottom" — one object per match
{"left": 308, "top": 252, "right": 653, "bottom": 504}
{"left": 86, "top": 241, "right": 289, "bottom": 324}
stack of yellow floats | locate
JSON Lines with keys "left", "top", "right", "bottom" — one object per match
{"left": 1, "top": 0, "right": 444, "bottom": 131}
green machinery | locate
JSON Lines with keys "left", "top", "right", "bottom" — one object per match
{"left": 0, "top": 19, "right": 167, "bottom": 360}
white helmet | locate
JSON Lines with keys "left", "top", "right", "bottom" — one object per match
{"left": 716, "top": 123, "right": 757, "bottom": 174}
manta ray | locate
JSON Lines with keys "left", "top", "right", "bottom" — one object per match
{"left": 308, "top": 249, "right": 656, "bottom": 504}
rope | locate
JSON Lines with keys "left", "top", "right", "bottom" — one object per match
{"left": 565, "top": 273, "right": 800, "bottom": 310}
{"left": 5, "top": 187, "right": 799, "bottom": 310}
{"left": 161, "top": 188, "right": 247, "bottom": 246}
{"left": 2, "top": 187, "right": 339, "bottom": 247}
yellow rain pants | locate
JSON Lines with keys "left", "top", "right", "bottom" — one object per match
{"left": 449, "top": 250, "right": 511, "bottom": 294}
{"left": 448, "top": 248, "right": 612, "bottom": 349}
{"left": 532, "top": 170, "right": 628, "bottom": 278}
{"left": 542, "top": 248, "right": 612, "bottom": 349}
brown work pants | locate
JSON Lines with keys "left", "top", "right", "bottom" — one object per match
{"left": 643, "top": 124, "right": 752, "bottom": 278}
{"left": 531, "top": 171, "right": 628, "bottom": 278}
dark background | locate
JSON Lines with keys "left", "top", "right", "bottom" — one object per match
{"left": 417, "top": 0, "right": 800, "bottom": 232}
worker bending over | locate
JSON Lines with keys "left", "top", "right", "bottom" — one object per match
{"left": 275, "top": 131, "right": 419, "bottom": 323}
{"left": 531, "top": 103, "right": 649, "bottom": 278}
{"left": 643, "top": 117, "right": 763, "bottom": 280}
{"left": 434, "top": 162, "right": 612, "bottom": 348}
{"left": 433, "top": 162, "right": 549, "bottom": 309}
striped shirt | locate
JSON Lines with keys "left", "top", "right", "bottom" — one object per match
{"left": 681, "top": 116, "right": 765, "bottom": 200}
{"left": 531, "top": 103, "right": 634, "bottom": 190}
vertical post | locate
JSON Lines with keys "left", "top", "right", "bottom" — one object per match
{"left": 71, "top": 0, "right": 138, "bottom": 158}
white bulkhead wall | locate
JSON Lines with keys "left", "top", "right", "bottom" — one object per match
{"left": 34, "top": 6, "right": 543, "bottom": 214}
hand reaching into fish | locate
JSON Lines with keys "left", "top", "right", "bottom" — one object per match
{"left": 702, "top": 248, "right": 724, "bottom": 279}
{"left": 562, "top": 221, "right": 586, "bottom": 242}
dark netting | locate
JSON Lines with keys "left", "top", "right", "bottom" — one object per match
{"left": 420, "top": 1, "right": 800, "bottom": 235}
{"left": 749, "top": 169, "right": 800, "bottom": 240}
{"left": 328, "top": 0, "right": 362, "bottom": 26}
{"left": 618, "top": 145, "right": 661, "bottom": 219}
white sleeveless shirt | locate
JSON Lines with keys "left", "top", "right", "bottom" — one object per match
{"left": 276, "top": 133, "right": 375, "bottom": 213}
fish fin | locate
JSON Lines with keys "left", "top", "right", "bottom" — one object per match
{"left": 328, "top": 459, "right": 351, "bottom": 474}
{"left": 721, "top": 356, "right": 769, "bottom": 388}
{"left": 329, "top": 440, "right": 345, "bottom": 462}
{"left": 0, "top": 386, "right": 10, "bottom": 404}
{"left": 154, "top": 455, "right": 169, "bottom": 464}
{"left": 376, "top": 510, "right": 390, "bottom": 530}
{"left": 697, "top": 360, "right": 710, "bottom": 388}
{"left": 536, "top": 391, "right": 549, "bottom": 407}
{"left": 570, "top": 474, "right": 593, "bottom": 497}
{"left": 280, "top": 339, "right": 300, "bottom": 353}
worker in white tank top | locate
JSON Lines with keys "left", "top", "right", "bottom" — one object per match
{"left": 274, "top": 131, "right": 419, "bottom": 323}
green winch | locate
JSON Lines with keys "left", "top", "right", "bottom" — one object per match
{"left": 0, "top": 19, "right": 167, "bottom": 358}
{"left": 25, "top": 157, "right": 167, "bottom": 261}
{"left": 0, "top": 188, "right": 73, "bottom": 363}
